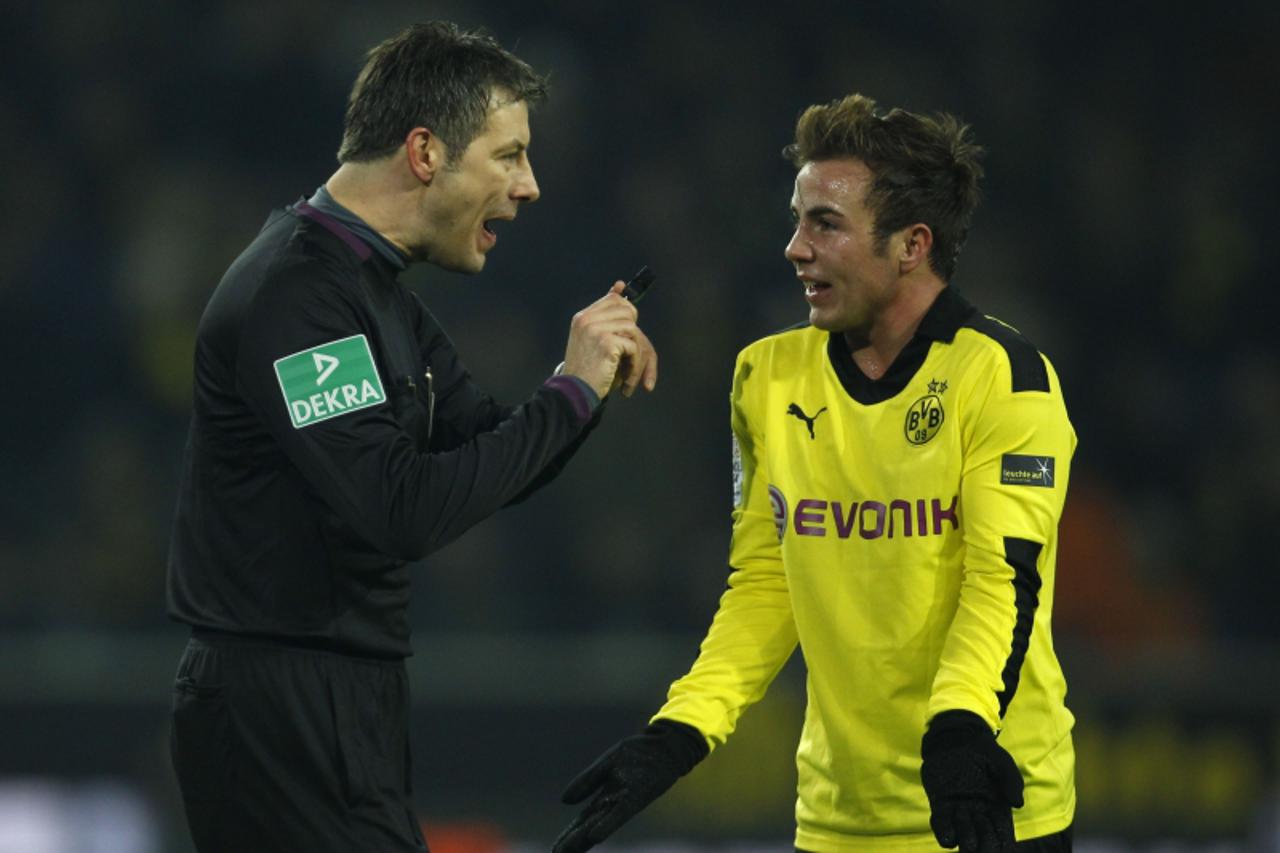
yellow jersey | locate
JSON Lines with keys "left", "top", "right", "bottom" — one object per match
{"left": 656, "top": 287, "right": 1076, "bottom": 850}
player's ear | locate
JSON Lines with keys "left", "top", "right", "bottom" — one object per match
{"left": 897, "top": 223, "right": 933, "bottom": 275}
{"left": 405, "top": 127, "right": 448, "bottom": 186}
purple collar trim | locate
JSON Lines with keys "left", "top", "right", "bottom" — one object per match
{"left": 294, "top": 200, "right": 372, "bottom": 262}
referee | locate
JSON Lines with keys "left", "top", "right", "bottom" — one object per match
{"left": 166, "top": 22, "right": 656, "bottom": 852}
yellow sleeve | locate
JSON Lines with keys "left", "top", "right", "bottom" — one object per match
{"left": 928, "top": 353, "right": 1075, "bottom": 731}
{"left": 654, "top": 350, "right": 799, "bottom": 749}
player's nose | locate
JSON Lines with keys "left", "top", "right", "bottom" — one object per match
{"left": 785, "top": 227, "right": 812, "bottom": 263}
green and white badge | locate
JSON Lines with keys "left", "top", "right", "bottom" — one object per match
{"left": 274, "top": 334, "right": 386, "bottom": 429}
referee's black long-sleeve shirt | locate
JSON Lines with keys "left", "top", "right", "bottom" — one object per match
{"left": 166, "top": 202, "right": 597, "bottom": 658}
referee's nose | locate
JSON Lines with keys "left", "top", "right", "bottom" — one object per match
{"left": 513, "top": 154, "right": 540, "bottom": 204}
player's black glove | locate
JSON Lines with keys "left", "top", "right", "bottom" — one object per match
{"left": 552, "top": 719, "right": 708, "bottom": 853}
{"left": 921, "top": 710, "right": 1025, "bottom": 853}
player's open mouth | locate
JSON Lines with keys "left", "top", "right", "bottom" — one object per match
{"left": 804, "top": 282, "right": 831, "bottom": 296}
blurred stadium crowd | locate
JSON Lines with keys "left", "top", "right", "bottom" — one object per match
{"left": 2, "top": 1, "right": 1278, "bottom": 850}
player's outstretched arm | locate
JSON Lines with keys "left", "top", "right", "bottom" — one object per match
{"left": 552, "top": 719, "right": 707, "bottom": 853}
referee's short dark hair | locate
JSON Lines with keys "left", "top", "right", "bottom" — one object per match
{"left": 784, "top": 94, "right": 984, "bottom": 282}
{"left": 337, "top": 21, "right": 548, "bottom": 164}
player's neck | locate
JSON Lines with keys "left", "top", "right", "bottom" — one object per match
{"left": 847, "top": 277, "right": 946, "bottom": 380}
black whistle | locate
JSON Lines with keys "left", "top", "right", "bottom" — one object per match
{"left": 621, "top": 266, "right": 655, "bottom": 304}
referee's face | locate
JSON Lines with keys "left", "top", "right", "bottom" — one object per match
{"left": 785, "top": 158, "right": 898, "bottom": 338}
{"left": 420, "top": 95, "right": 540, "bottom": 273}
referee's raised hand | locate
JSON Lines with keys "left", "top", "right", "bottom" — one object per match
{"left": 561, "top": 282, "right": 658, "bottom": 399}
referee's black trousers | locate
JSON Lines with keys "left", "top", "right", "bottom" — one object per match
{"left": 170, "top": 633, "right": 428, "bottom": 852}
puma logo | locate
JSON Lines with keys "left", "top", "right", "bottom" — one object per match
{"left": 787, "top": 403, "right": 828, "bottom": 439}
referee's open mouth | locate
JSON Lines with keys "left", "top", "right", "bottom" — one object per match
{"left": 481, "top": 214, "right": 514, "bottom": 248}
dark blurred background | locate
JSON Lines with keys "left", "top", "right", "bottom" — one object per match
{"left": 3, "top": 1, "right": 1279, "bottom": 850}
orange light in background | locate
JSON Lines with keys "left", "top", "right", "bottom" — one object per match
{"left": 422, "top": 820, "right": 509, "bottom": 853}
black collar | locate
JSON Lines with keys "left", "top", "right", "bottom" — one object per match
{"left": 304, "top": 186, "right": 410, "bottom": 271}
{"left": 290, "top": 200, "right": 405, "bottom": 280}
{"left": 292, "top": 200, "right": 372, "bottom": 262}
{"left": 826, "top": 287, "right": 978, "bottom": 405}
{"left": 915, "top": 285, "right": 977, "bottom": 343}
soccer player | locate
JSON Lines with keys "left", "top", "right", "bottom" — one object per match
{"left": 554, "top": 94, "right": 1075, "bottom": 853}
{"left": 167, "top": 22, "right": 657, "bottom": 852}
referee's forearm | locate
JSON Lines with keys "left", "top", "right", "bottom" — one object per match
{"left": 382, "top": 382, "right": 591, "bottom": 558}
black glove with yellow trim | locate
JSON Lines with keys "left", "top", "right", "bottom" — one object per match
{"left": 921, "top": 710, "right": 1025, "bottom": 852}
{"left": 552, "top": 719, "right": 707, "bottom": 853}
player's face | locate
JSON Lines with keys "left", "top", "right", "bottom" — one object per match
{"left": 421, "top": 96, "right": 540, "bottom": 273}
{"left": 785, "top": 158, "right": 898, "bottom": 338}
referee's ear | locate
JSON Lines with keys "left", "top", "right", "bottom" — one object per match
{"left": 405, "top": 127, "right": 448, "bottom": 187}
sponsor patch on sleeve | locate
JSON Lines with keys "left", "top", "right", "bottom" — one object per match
{"left": 273, "top": 334, "right": 387, "bottom": 429}
{"left": 1000, "top": 454, "right": 1055, "bottom": 487}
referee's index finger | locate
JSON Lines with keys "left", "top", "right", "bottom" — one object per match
{"left": 640, "top": 332, "right": 658, "bottom": 391}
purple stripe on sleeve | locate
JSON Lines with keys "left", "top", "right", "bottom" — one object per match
{"left": 543, "top": 376, "right": 598, "bottom": 425}
{"left": 294, "top": 201, "right": 373, "bottom": 261}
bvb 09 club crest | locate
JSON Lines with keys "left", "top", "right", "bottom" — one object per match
{"left": 904, "top": 392, "right": 945, "bottom": 445}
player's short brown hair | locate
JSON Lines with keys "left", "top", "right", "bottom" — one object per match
{"left": 783, "top": 94, "right": 984, "bottom": 281}
{"left": 337, "top": 22, "right": 548, "bottom": 164}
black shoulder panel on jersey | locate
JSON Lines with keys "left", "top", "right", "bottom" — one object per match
{"left": 996, "top": 537, "right": 1043, "bottom": 718}
{"left": 963, "top": 315, "right": 1050, "bottom": 393}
